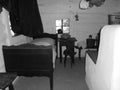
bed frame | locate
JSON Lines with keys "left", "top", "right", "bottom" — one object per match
{"left": 2, "top": 44, "right": 53, "bottom": 90}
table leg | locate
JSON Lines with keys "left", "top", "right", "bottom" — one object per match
{"left": 78, "top": 47, "right": 82, "bottom": 60}
{"left": 60, "top": 45, "right": 62, "bottom": 63}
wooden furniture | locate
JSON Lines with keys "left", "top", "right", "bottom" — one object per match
{"left": 75, "top": 46, "right": 82, "bottom": 59}
{"left": 0, "top": 73, "right": 17, "bottom": 90}
{"left": 63, "top": 39, "right": 77, "bottom": 67}
{"left": 2, "top": 44, "right": 54, "bottom": 90}
{"left": 108, "top": 14, "right": 120, "bottom": 25}
{"left": 58, "top": 37, "right": 77, "bottom": 63}
{"left": 76, "top": 38, "right": 97, "bottom": 59}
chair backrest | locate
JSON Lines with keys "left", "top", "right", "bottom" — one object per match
{"left": 66, "top": 39, "right": 74, "bottom": 50}
{"left": 86, "top": 38, "right": 95, "bottom": 48}
{"left": 2, "top": 44, "right": 53, "bottom": 75}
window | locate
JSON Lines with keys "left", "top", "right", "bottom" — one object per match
{"left": 56, "top": 18, "right": 70, "bottom": 34}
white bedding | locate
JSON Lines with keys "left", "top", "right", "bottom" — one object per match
{"left": 30, "top": 38, "right": 56, "bottom": 68}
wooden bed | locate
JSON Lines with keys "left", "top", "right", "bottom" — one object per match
{"left": 2, "top": 38, "right": 56, "bottom": 90}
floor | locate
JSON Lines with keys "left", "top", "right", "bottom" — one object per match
{"left": 14, "top": 58, "right": 89, "bottom": 90}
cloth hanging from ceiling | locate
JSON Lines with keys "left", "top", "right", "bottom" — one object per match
{"left": 1, "top": 0, "right": 44, "bottom": 37}
{"left": 17, "top": 0, "right": 44, "bottom": 37}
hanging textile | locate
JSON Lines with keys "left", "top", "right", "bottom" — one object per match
{"left": 9, "top": 0, "right": 44, "bottom": 37}
{"left": 18, "top": 0, "right": 44, "bottom": 37}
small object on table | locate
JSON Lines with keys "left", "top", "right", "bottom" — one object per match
{"left": 0, "top": 73, "right": 17, "bottom": 90}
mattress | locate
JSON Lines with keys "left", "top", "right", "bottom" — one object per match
{"left": 30, "top": 38, "right": 56, "bottom": 68}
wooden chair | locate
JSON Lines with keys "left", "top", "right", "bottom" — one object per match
{"left": 0, "top": 73, "right": 17, "bottom": 90}
{"left": 63, "top": 39, "right": 76, "bottom": 67}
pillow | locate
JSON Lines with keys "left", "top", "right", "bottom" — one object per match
{"left": 30, "top": 38, "right": 55, "bottom": 46}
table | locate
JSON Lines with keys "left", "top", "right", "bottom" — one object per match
{"left": 0, "top": 73, "right": 17, "bottom": 90}
{"left": 58, "top": 37, "right": 77, "bottom": 63}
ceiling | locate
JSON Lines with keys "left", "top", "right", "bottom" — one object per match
{"left": 37, "top": 0, "right": 120, "bottom": 14}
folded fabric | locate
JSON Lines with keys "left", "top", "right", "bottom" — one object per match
{"left": 30, "top": 38, "right": 55, "bottom": 46}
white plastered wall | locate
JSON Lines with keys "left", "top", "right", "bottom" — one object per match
{"left": 86, "top": 25, "right": 120, "bottom": 90}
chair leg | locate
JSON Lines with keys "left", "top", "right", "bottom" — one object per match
{"left": 64, "top": 55, "right": 68, "bottom": 67}
{"left": 50, "top": 73, "right": 53, "bottom": 90}
{"left": 70, "top": 55, "right": 74, "bottom": 68}
{"left": 78, "top": 47, "right": 82, "bottom": 60}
